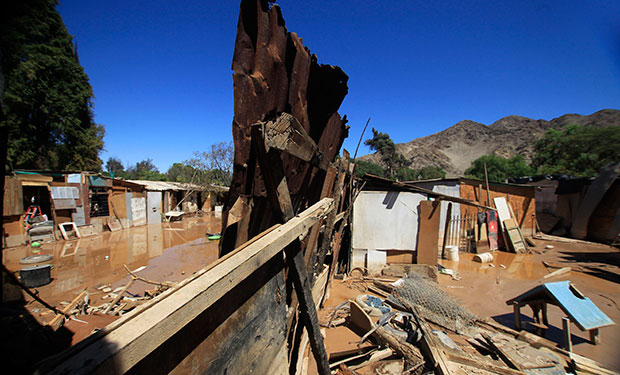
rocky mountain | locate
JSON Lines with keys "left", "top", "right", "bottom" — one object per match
{"left": 358, "top": 109, "right": 620, "bottom": 177}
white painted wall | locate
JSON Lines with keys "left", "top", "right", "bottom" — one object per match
{"left": 352, "top": 191, "right": 426, "bottom": 251}
{"left": 131, "top": 197, "right": 147, "bottom": 226}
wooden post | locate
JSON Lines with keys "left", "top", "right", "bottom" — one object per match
{"left": 563, "top": 317, "right": 572, "bottom": 352}
{"left": 589, "top": 328, "right": 600, "bottom": 345}
{"left": 43, "top": 199, "right": 334, "bottom": 375}
{"left": 286, "top": 243, "right": 331, "bottom": 375}
{"left": 441, "top": 203, "right": 452, "bottom": 259}
{"left": 513, "top": 302, "right": 522, "bottom": 331}
{"left": 484, "top": 162, "right": 491, "bottom": 207}
{"left": 252, "top": 123, "right": 331, "bottom": 375}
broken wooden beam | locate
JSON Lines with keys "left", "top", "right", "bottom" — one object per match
{"left": 43, "top": 198, "right": 334, "bottom": 375}
{"left": 542, "top": 266, "right": 571, "bottom": 279}
{"left": 262, "top": 112, "right": 328, "bottom": 170}
{"left": 48, "top": 290, "right": 87, "bottom": 330}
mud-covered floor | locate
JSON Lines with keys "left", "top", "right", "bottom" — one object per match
{"left": 317, "top": 237, "right": 620, "bottom": 373}
{"left": 3, "top": 214, "right": 222, "bottom": 344}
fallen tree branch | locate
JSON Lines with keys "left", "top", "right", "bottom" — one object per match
{"left": 123, "top": 265, "right": 176, "bottom": 288}
{"left": 103, "top": 279, "right": 134, "bottom": 315}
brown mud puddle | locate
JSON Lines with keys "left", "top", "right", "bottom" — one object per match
{"left": 3, "top": 215, "right": 222, "bottom": 342}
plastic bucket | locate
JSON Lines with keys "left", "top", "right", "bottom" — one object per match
{"left": 473, "top": 252, "right": 494, "bottom": 263}
{"left": 446, "top": 246, "right": 459, "bottom": 261}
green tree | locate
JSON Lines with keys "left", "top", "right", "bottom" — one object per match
{"left": 1, "top": 0, "right": 104, "bottom": 171}
{"left": 193, "top": 142, "right": 234, "bottom": 186}
{"left": 353, "top": 159, "right": 385, "bottom": 178}
{"left": 167, "top": 162, "right": 198, "bottom": 183}
{"left": 413, "top": 166, "right": 447, "bottom": 180}
{"left": 533, "top": 125, "right": 620, "bottom": 177}
{"left": 105, "top": 157, "right": 124, "bottom": 176}
{"left": 396, "top": 167, "right": 417, "bottom": 181}
{"left": 364, "top": 128, "right": 407, "bottom": 179}
{"left": 465, "top": 154, "right": 534, "bottom": 183}
{"left": 126, "top": 159, "right": 168, "bottom": 181}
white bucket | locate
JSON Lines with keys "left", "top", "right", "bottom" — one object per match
{"left": 473, "top": 252, "right": 494, "bottom": 263}
{"left": 446, "top": 246, "right": 459, "bottom": 261}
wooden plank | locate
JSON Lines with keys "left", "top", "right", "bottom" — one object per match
{"left": 417, "top": 200, "right": 441, "bottom": 265}
{"left": 483, "top": 332, "right": 560, "bottom": 371}
{"left": 563, "top": 317, "right": 572, "bottom": 352}
{"left": 569, "top": 352, "right": 620, "bottom": 375}
{"left": 253, "top": 125, "right": 331, "bottom": 375}
{"left": 542, "top": 267, "right": 571, "bottom": 279}
{"left": 45, "top": 198, "right": 334, "bottom": 375}
{"left": 441, "top": 202, "right": 452, "bottom": 259}
{"left": 287, "top": 243, "right": 332, "bottom": 375}
{"left": 263, "top": 113, "right": 328, "bottom": 170}
{"left": 504, "top": 219, "right": 527, "bottom": 253}
{"left": 494, "top": 197, "right": 512, "bottom": 230}
{"left": 3, "top": 176, "right": 23, "bottom": 216}
{"left": 252, "top": 125, "right": 294, "bottom": 221}
{"left": 47, "top": 290, "right": 87, "bottom": 330}
{"left": 45, "top": 223, "right": 282, "bottom": 370}
{"left": 416, "top": 313, "right": 452, "bottom": 375}
{"left": 447, "top": 352, "right": 526, "bottom": 375}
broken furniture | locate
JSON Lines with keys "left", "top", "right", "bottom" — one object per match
{"left": 506, "top": 281, "right": 614, "bottom": 350}
{"left": 58, "top": 222, "right": 81, "bottom": 240}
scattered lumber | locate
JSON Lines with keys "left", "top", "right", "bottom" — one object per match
{"left": 569, "top": 352, "right": 620, "bottom": 375}
{"left": 48, "top": 290, "right": 87, "bottom": 330}
{"left": 123, "top": 264, "right": 176, "bottom": 288}
{"left": 43, "top": 198, "right": 335, "bottom": 374}
{"left": 542, "top": 266, "right": 571, "bottom": 279}
{"left": 349, "top": 301, "right": 423, "bottom": 367}
{"left": 102, "top": 279, "right": 134, "bottom": 315}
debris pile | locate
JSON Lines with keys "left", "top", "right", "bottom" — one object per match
{"left": 319, "top": 271, "right": 618, "bottom": 375}
{"left": 42, "top": 265, "right": 176, "bottom": 329}
{"left": 393, "top": 273, "right": 478, "bottom": 334}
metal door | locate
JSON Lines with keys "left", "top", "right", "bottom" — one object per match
{"left": 147, "top": 191, "right": 162, "bottom": 224}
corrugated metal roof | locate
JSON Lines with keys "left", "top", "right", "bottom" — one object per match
{"left": 127, "top": 180, "right": 228, "bottom": 192}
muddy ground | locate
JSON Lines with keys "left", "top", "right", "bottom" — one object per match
{"left": 3, "top": 221, "right": 619, "bottom": 372}
{"left": 318, "top": 238, "right": 620, "bottom": 372}
{"left": 3, "top": 214, "right": 221, "bottom": 344}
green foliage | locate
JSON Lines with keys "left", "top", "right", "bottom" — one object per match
{"left": 167, "top": 162, "right": 195, "bottom": 183}
{"left": 532, "top": 124, "right": 620, "bottom": 177}
{"left": 165, "top": 142, "right": 234, "bottom": 186}
{"left": 413, "top": 166, "right": 447, "bottom": 180}
{"left": 364, "top": 128, "right": 407, "bottom": 178}
{"left": 193, "top": 141, "right": 233, "bottom": 186}
{"left": 465, "top": 154, "right": 534, "bottom": 183}
{"left": 395, "top": 167, "right": 417, "bottom": 181}
{"left": 105, "top": 157, "right": 124, "bottom": 176}
{"left": 117, "top": 158, "right": 168, "bottom": 181}
{"left": 1, "top": 0, "right": 104, "bottom": 171}
{"left": 353, "top": 160, "right": 385, "bottom": 178}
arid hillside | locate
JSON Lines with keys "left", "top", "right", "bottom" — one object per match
{"left": 358, "top": 109, "right": 620, "bottom": 176}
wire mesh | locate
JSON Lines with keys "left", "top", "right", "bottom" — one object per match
{"left": 393, "top": 273, "right": 478, "bottom": 334}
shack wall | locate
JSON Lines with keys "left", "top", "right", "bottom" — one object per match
{"left": 352, "top": 190, "right": 426, "bottom": 251}
{"left": 589, "top": 179, "right": 620, "bottom": 242}
{"left": 460, "top": 182, "right": 536, "bottom": 230}
{"left": 3, "top": 176, "right": 23, "bottom": 216}
{"left": 411, "top": 180, "right": 461, "bottom": 237}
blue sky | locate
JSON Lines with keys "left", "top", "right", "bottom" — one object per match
{"left": 57, "top": 0, "right": 620, "bottom": 172}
